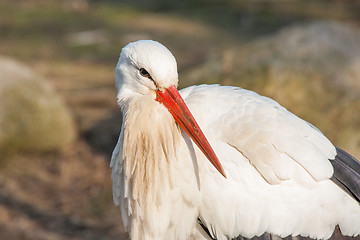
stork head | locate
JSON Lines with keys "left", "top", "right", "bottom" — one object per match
{"left": 115, "top": 40, "right": 226, "bottom": 178}
{"left": 115, "top": 40, "right": 178, "bottom": 99}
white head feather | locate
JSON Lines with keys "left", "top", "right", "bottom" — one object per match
{"left": 115, "top": 40, "right": 179, "bottom": 106}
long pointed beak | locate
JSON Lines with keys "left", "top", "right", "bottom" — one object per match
{"left": 156, "top": 85, "right": 226, "bottom": 178}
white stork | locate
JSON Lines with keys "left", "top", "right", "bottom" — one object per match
{"left": 110, "top": 40, "right": 360, "bottom": 240}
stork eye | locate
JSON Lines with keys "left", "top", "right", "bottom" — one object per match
{"left": 139, "top": 68, "right": 152, "bottom": 79}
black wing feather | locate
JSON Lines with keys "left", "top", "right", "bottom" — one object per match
{"left": 232, "top": 227, "right": 360, "bottom": 240}
{"left": 330, "top": 147, "right": 360, "bottom": 203}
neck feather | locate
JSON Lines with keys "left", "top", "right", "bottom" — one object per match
{"left": 121, "top": 95, "right": 180, "bottom": 204}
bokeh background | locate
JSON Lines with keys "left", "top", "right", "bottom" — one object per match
{"left": 0, "top": 0, "right": 360, "bottom": 239}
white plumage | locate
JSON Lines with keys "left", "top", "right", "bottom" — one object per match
{"left": 110, "top": 40, "right": 360, "bottom": 240}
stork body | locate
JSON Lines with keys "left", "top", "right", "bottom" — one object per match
{"left": 111, "top": 40, "right": 360, "bottom": 240}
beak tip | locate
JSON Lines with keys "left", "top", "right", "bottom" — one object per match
{"left": 219, "top": 168, "right": 227, "bottom": 178}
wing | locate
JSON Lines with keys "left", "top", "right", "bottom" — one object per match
{"left": 180, "top": 85, "right": 360, "bottom": 239}
{"left": 181, "top": 84, "right": 336, "bottom": 185}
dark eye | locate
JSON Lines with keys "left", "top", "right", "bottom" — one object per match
{"left": 139, "top": 68, "right": 152, "bottom": 79}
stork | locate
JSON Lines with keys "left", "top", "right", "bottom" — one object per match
{"left": 110, "top": 40, "right": 360, "bottom": 240}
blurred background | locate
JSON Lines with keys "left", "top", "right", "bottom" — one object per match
{"left": 0, "top": 0, "right": 360, "bottom": 239}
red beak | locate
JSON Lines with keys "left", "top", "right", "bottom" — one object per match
{"left": 156, "top": 85, "right": 226, "bottom": 178}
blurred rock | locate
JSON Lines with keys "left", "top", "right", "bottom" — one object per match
{"left": 186, "top": 21, "right": 360, "bottom": 156}
{"left": 238, "top": 21, "right": 360, "bottom": 93}
{"left": 0, "top": 57, "right": 76, "bottom": 153}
